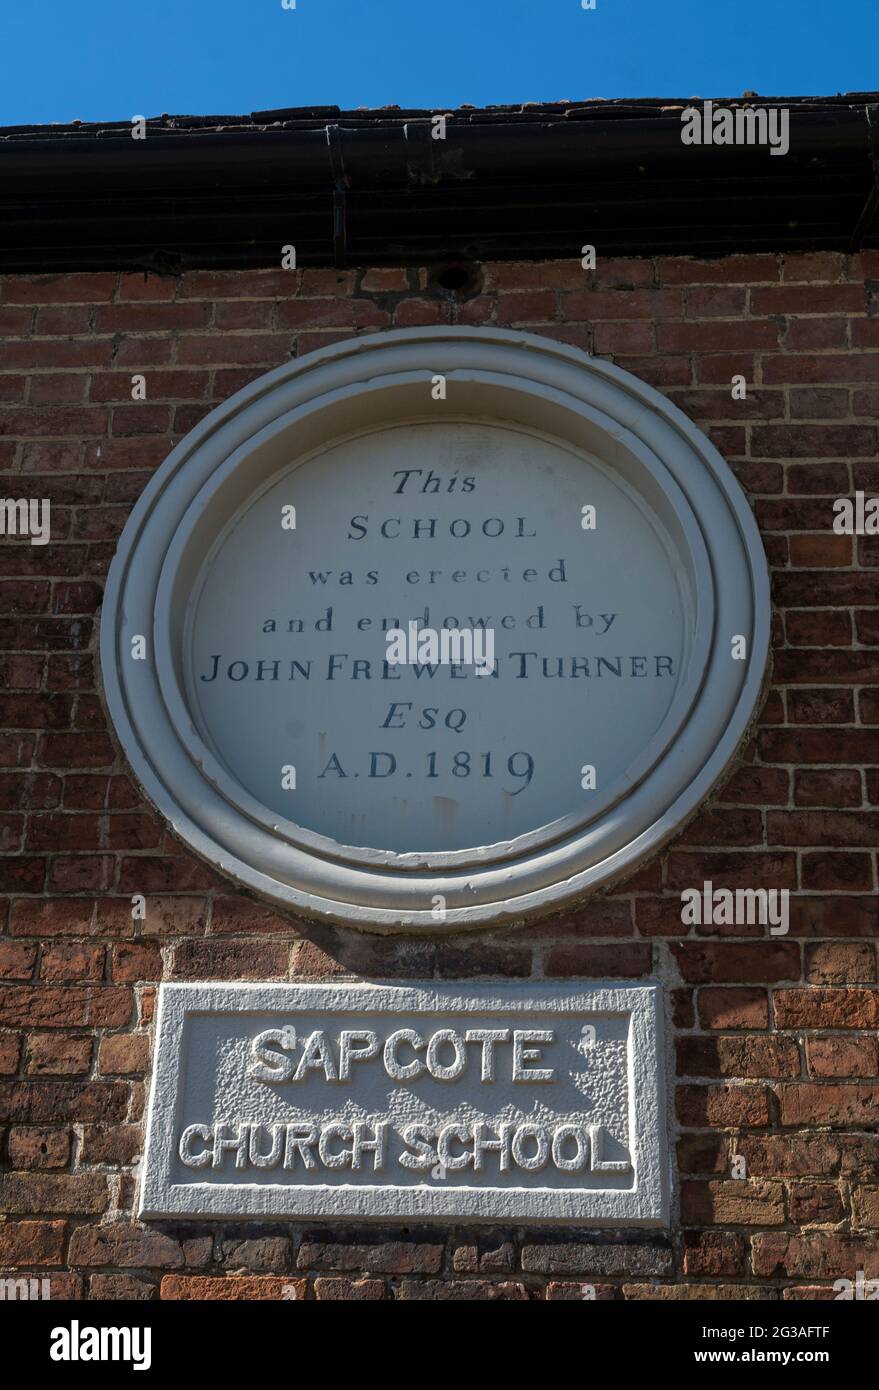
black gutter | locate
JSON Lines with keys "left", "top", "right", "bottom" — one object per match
{"left": 1, "top": 96, "right": 878, "bottom": 272}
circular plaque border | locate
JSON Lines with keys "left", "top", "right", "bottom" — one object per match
{"left": 100, "top": 326, "right": 770, "bottom": 933}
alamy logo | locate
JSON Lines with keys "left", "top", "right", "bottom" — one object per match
{"left": 681, "top": 101, "right": 789, "bottom": 157}
{"left": 386, "top": 620, "right": 495, "bottom": 675}
{"left": 833, "top": 491, "right": 879, "bottom": 534}
{"left": 681, "top": 881, "right": 789, "bottom": 934}
{"left": 0, "top": 1276, "right": 50, "bottom": 1300}
{"left": 833, "top": 1272, "right": 879, "bottom": 1300}
{"left": 50, "top": 1320, "right": 151, "bottom": 1370}
{"left": 0, "top": 497, "right": 51, "bottom": 546}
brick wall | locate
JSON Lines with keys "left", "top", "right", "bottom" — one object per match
{"left": 0, "top": 252, "right": 877, "bottom": 1301}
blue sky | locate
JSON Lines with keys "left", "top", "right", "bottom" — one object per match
{"left": 1, "top": 0, "right": 876, "bottom": 127}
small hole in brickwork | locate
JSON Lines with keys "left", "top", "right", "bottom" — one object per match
{"left": 430, "top": 262, "right": 481, "bottom": 297}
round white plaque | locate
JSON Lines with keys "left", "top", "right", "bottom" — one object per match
{"left": 101, "top": 327, "right": 770, "bottom": 932}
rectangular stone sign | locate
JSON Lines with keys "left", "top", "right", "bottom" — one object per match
{"left": 140, "top": 981, "right": 668, "bottom": 1224}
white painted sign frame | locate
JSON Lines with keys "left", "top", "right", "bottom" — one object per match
{"left": 101, "top": 327, "right": 770, "bottom": 931}
{"left": 140, "top": 981, "right": 669, "bottom": 1225}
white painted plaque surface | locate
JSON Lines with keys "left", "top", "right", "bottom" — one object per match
{"left": 140, "top": 981, "right": 668, "bottom": 1224}
{"left": 189, "top": 420, "right": 686, "bottom": 853}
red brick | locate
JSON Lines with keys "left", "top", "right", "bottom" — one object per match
{"left": 297, "top": 1240, "right": 443, "bottom": 1275}
{"left": 47, "top": 856, "right": 114, "bottom": 893}
{"left": 683, "top": 1231, "right": 746, "bottom": 1277}
{"left": 3, "top": 273, "right": 117, "bottom": 304}
{"left": 658, "top": 320, "right": 778, "bottom": 352}
{"left": 753, "top": 285, "right": 864, "bottom": 314}
{"left": 9, "top": 900, "right": 96, "bottom": 938}
{"left": 753, "top": 1232, "right": 879, "bottom": 1279}
{"left": 171, "top": 939, "right": 287, "bottom": 980}
{"left": 667, "top": 853, "right": 796, "bottom": 890}
{"left": 852, "top": 1187, "right": 879, "bottom": 1228}
{"left": 0, "top": 983, "right": 130, "bottom": 1030}
{"left": 0, "top": 1034, "right": 22, "bottom": 1074}
{"left": 801, "top": 852, "right": 873, "bottom": 891}
{"left": 161, "top": 1275, "right": 306, "bottom": 1300}
{"left": 787, "top": 1184, "right": 846, "bottom": 1224}
{"left": 494, "top": 291, "right": 556, "bottom": 326}
{"left": 681, "top": 1180, "right": 785, "bottom": 1226}
{"left": 676, "top": 1084, "right": 770, "bottom": 1127}
{"left": 564, "top": 288, "right": 681, "bottom": 320}
{"left": 784, "top": 318, "right": 848, "bottom": 350}
{"left": 69, "top": 1224, "right": 183, "bottom": 1268}
{"left": 769, "top": 810, "right": 877, "bottom": 846}
{"left": 594, "top": 322, "right": 655, "bottom": 353}
{"left": 806, "top": 1036, "right": 879, "bottom": 1078}
{"left": 789, "top": 387, "right": 850, "bottom": 419}
{"left": 676, "top": 1035, "right": 800, "bottom": 1078}
{"left": 395, "top": 1280, "right": 528, "bottom": 1300}
{"left": 0, "top": 1078, "right": 127, "bottom": 1123}
{"left": 760, "top": 727, "right": 879, "bottom": 764}
{"left": 36, "top": 732, "right": 114, "bottom": 768}
{"left": 778, "top": 1084, "right": 879, "bottom": 1126}
{"left": 774, "top": 987, "right": 879, "bottom": 1029}
{"left": 788, "top": 534, "right": 852, "bottom": 567}
{"left": 698, "top": 989, "right": 769, "bottom": 1030}
{"left": 794, "top": 770, "right": 861, "bottom": 807}
{"left": 0, "top": 1218, "right": 67, "bottom": 1265}
{"left": 543, "top": 943, "right": 651, "bottom": 977}
{"left": 314, "top": 1277, "right": 386, "bottom": 1300}
{"left": 25, "top": 1034, "right": 92, "bottom": 1075}
{"left": 361, "top": 267, "right": 409, "bottom": 293}
{"left": 804, "top": 942, "right": 876, "bottom": 985}
{"left": 111, "top": 941, "right": 164, "bottom": 982}
{"left": 79, "top": 1124, "right": 142, "bottom": 1166}
{"left": 781, "top": 253, "right": 846, "bottom": 282}
{"left": 179, "top": 269, "right": 299, "bottom": 300}
{"left": 658, "top": 256, "right": 779, "bottom": 285}
{"left": 7, "top": 1126, "right": 71, "bottom": 1169}
{"left": 673, "top": 942, "right": 800, "bottom": 984}
{"left": 97, "top": 1033, "right": 150, "bottom": 1075}
{"left": 677, "top": 1135, "right": 728, "bottom": 1174}
{"left": 0, "top": 940, "right": 37, "bottom": 980}
{"left": 0, "top": 1172, "right": 109, "bottom": 1214}
{"left": 210, "top": 897, "right": 294, "bottom": 935}
{"left": 39, "top": 943, "right": 104, "bottom": 982}
{"left": 88, "top": 1275, "right": 157, "bottom": 1299}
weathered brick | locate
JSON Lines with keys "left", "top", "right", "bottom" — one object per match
{"left": 681, "top": 1180, "right": 786, "bottom": 1226}
{"left": 297, "top": 1239, "right": 443, "bottom": 1275}
{"left": 395, "top": 1280, "right": 529, "bottom": 1300}
{"left": 753, "top": 1232, "right": 879, "bottom": 1279}
{"left": 778, "top": 1083, "right": 879, "bottom": 1127}
{"left": 520, "top": 1239, "right": 673, "bottom": 1276}
{"left": 24, "top": 1034, "right": 92, "bottom": 1075}
{"left": 676, "top": 1084, "right": 770, "bottom": 1128}
{"left": 69, "top": 1224, "right": 184, "bottom": 1269}
{"left": 0, "top": 1218, "right": 67, "bottom": 1266}
{"left": 682, "top": 1231, "right": 746, "bottom": 1277}
{"left": 160, "top": 1275, "right": 305, "bottom": 1299}
{"left": 0, "top": 1172, "right": 109, "bottom": 1215}
{"left": 7, "top": 1126, "right": 71, "bottom": 1169}
{"left": 88, "top": 1274, "right": 158, "bottom": 1299}
{"left": 78, "top": 1124, "right": 142, "bottom": 1166}
{"left": 314, "top": 1277, "right": 386, "bottom": 1300}
{"left": 773, "top": 989, "right": 879, "bottom": 1030}
{"left": 97, "top": 1033, "right": 151, "bottom": 1075}
{"left": 806, "top": 1036, "right": 879, "bottom": 1078}
{"left": 0, "top": 1079, "right": 127, "bottom": 1123}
